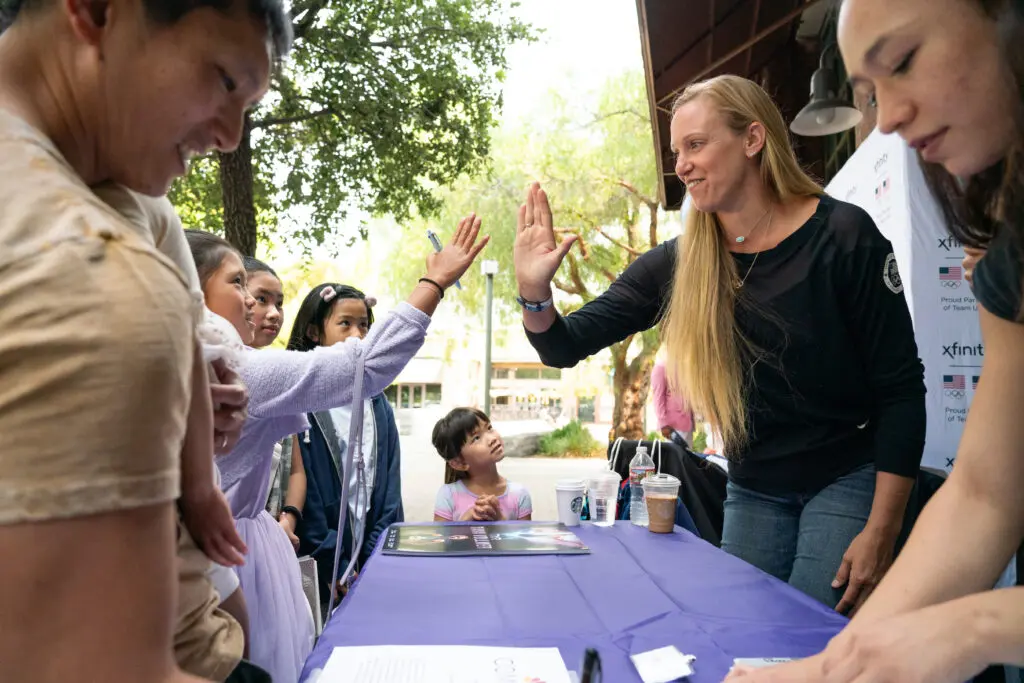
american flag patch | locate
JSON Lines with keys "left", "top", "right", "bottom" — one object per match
{"left": 943, "top": 375, "right": 965, "bottom": 390}
{"left": 972, "top": 376, "right": 980, "bottom": 390}
{"left": 939, "top": 266, "right": 962, "bottom": 280}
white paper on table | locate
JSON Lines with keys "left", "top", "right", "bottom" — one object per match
{"left": 319, "top": 645, "right": 572, "bottom": 683}
{"left": 733, "top": 658, "right": 793, "bottom": 669}
{"left": 630, "top": 646, "right": 696, "bottom": 683}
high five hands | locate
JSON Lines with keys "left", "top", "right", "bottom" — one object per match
{"left": 514, "top": 182, "right": 578, "bottom": 302}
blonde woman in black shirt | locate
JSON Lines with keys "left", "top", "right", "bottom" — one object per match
{"left": 515, "top": 75, "right": 926, "bottom": 614}
{"left": 733, "top": 1, "right": 1024, "bottom": 682}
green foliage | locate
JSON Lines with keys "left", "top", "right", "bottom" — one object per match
{"left": 538, "top": 421, "right": 603, "bottom": 458}
{"left": 382, "top": 71, "right": 673, "bottom": 438}
{"left": 168, "top": 155, "right": 279, "bottom": 246}
{"left": 645, "top": 430, "right": 663, "bottom": 443}
{"left": 170, "top": 0, "right": 534, "bottom": 250}
{"left": 693, "top": 429, "right": 708, "bottom": 454}
{"left": 386, "top": 71, "right": 667, "bottom": 320}
{"left": 385, "top": 71, "right": 672, "bottom": 438}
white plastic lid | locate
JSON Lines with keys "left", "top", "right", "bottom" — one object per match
{"left": 642, "top": 473, "right": 681, "bottom": 493}
{"left": 588, "top": 470, "right": 622, "bottom": 484}
{"left": 555, "top": 478, "right": 586, "bottom": 490}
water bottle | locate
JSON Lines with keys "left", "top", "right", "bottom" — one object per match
{"left": 629, "top": 445, "right": 656, "bottom": 526}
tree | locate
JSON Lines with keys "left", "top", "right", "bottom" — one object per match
{"left": 169, "top": 0, "right": 534, "bottom": 255}
{"left": 387, "top": 71, "right": 674, "bottom": 439}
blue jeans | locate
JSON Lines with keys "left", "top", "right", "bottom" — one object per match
{"left": 721, "top": 464, "right": 876, "bottom": 608}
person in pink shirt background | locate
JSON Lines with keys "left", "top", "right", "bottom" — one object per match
{"left": 651, "top": 354, "right": 696, "bottom": 448}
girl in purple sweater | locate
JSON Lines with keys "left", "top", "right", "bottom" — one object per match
{"left": 186, "top": 216, "right": 488, "bottom": 683}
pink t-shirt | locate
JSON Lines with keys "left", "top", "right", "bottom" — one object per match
{"left": 651, "top": 362, "right": 694, "bottom": 433}
{"left": 434, "top": 480, "right": 533, "bottom": 521}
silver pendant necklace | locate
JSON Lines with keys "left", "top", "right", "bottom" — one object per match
{"left": 735, "top": 206, "right": 771, "bottom": 244}
{"left": 735, "top": 209, "right": 774, "bottom": 290}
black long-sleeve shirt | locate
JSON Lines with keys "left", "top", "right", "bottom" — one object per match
{"left": 526, "top": 195, "right": 927, "bottom": 495}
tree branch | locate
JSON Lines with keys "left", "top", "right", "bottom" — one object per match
{"left": 251, "top": 108, "right": 336, "bottom": 130}
{"left": 557, "top": 228, "right": 589, "bottom": 260}
{"left": 648, "top": 210, "right": 659, "bottom": 249}
{"left": 565, "top": 253, "right": 590, "bottom": 299}
{"left": 583, "top": 109, "right": 649, "bottom": 128}
{"left": 627, "top": 336, "right": 658, "bottom": 375}
{"left": 616, "top": 178, "right": 659, "bottom": 212}
{"left": 290, "top": 0, "right": 328, "bottom": 42}
{"left": 552, "top": 277, "right": 581, "bottom": 296}
{"left": 595, "top": 225, "right": 642, "bottom": 256}
{"left": 368, "top": 26, "right": 478, "bottom": 50}
{"left": 613, "top": 334, "right": 636, "bottom": 362}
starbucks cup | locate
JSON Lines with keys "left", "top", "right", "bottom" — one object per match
{"left": 642, "top": 473, "right": 681, "bottom": 534}
{"left": 555, "top": 479, "right": 586, "bottom": 527}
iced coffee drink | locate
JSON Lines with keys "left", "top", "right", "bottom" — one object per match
{"left": 641, "top": 474, "right": 681, "bottom": 534}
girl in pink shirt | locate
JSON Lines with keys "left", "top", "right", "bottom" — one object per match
{"left": 431, "top": 408, "right": 533, "bottom": 522}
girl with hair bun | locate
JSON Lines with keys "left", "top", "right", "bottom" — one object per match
{"left": 285, "top": 283, "right": 402, "bottom": 623}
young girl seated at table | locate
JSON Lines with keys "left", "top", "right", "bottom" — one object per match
{"left": 432, "top": 408, "right": 533, "bottom": 522}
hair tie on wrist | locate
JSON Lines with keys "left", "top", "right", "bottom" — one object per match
{"left": 320, "top": 286, "right": 337, "bottom": 303}
{"left": 282, "top": 505, "right": 303, "bottom": 523}
{"left": 418, "top": 277, "right": 444, "bottom": 299}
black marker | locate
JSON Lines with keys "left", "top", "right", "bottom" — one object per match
{"left": 580, "top": 648, "right": 601, "bottom": 683}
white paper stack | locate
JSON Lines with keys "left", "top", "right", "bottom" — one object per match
{"left": 318, "top": 645, "right": 572, "bottom": 683}
{"left": 630, "top": 646, "right": 696, "bottom": 683}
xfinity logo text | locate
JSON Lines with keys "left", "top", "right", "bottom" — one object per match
{"left": 937, "top": 236, "right": 963, "bottom": 251}
{"left": 874, "top": 153, "right": 888, "bottom": 173}
{"left": 942, "top": 341, "right": 984, "bottom": 359}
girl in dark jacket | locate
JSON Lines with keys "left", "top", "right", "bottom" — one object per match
{"left": 285, "top": 284, "right": 404, "bottom": 622}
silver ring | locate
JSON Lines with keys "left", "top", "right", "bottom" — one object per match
{"left": 524, "top": 222, "right": 534, "bottom": 228}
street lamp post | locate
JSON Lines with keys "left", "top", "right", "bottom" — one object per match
{"left": 481, "top": 259, "right": 499, "bottom": 417}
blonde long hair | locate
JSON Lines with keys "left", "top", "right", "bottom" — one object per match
{"left": 660, "top": 75, "right": 821, "bottom": 452}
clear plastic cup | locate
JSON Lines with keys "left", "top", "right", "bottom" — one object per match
{"left": 555, "top": 479, "right": 586, "bottom": 527}
{"left": 586, "top": 470, "right": 621, "bottom": 527}
{"left": 642, "top": 473, "right": 681, "bottom": 533}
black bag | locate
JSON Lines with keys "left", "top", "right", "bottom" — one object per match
{"left": 607, "top": 438, "right": 727, "bottom": 546}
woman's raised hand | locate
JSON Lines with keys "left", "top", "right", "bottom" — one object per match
{"left": 514, "top": 183, "right": 578, "bottom": 301}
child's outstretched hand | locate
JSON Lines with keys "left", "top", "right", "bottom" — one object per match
{"left": 424, "top": 214, "right": 490, "bottom": 291}
{"left": 181, "top": 484, "right": 247, "bottom": 567}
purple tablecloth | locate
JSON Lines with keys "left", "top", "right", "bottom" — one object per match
{"left": 300, "top": 522, "right": 847, "bottom": 682}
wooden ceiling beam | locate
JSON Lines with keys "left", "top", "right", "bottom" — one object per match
{"left": 656, "top": 0, "right": 823, "bottom": 107}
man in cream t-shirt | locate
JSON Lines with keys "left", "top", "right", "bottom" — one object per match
{"left": 92, "top": 184, "right": 248, "bottom": 681}
{"left": 0, "top": 106, "right": 196, "bottom": 683}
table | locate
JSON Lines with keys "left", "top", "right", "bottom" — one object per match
{"left": 301, "top": 522, "right": 847, "bottom": 682}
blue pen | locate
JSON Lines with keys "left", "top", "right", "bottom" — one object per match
{"left": 426, "top": 230, "right": 462, "bottom": 290}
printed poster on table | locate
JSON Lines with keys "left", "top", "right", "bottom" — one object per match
{"left": 825, "top": 130, "right": 983, "bottom": 473}
{"left": 382, "top": 522, "right": 590, "bottom": 557}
